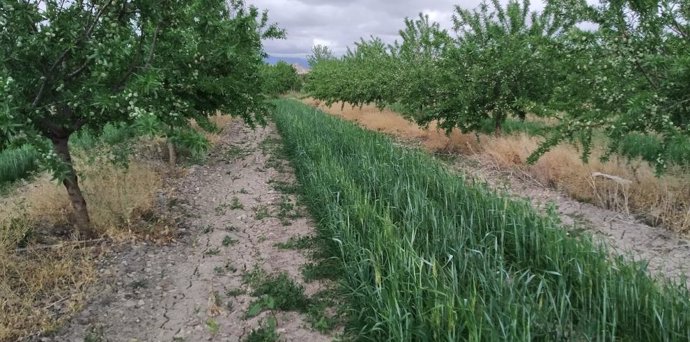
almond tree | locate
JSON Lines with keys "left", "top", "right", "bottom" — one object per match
{"left": 261, "top": 61, "right": 302, "bottom": 96}
{"left": 392, "top": 14, "right": 451, "bottom": 122}
{"left": 0, "top": 0, "right": 282, "bottom": 237}
{"left": 306, "top": 38, "right": 398, "bottom": 108}
{"left": 432, "top": 0, "right": 572, "bottom": 135}
{"left": 532, "top": 0, "right": 690, "bottom": 170}
{"left": 307, "top": 44, "right": 335, "bottom": 67}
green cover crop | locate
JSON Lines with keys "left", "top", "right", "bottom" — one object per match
{"left": 272, "top": 99, "right": 690, "bottom": 341}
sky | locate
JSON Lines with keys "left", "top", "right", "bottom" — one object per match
{"left": 247, "top": 0, "right": 549, "bottom": 58}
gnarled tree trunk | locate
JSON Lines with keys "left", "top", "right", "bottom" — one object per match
{"left": 51, "top": 137, "right": 94, "bottom": 238}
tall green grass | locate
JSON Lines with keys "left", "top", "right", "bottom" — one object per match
{"left": 272, "top": 99, "right": 690, "bottom": 341}
{"left": 619, "top": 133, "right": 690, "bottom": 168}
{"left": 0, "top": 145, "right": 39, "bottom": 188}
{"left": 0, "top": 123, "right": 136, "bottom": 189}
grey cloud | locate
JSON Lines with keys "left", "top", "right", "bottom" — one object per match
{"left": 248, "top": 0, "right": 549, "bottom": 57}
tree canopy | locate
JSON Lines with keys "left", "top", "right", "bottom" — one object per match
{"left": 0, "top": 0, "right": 283, "bottom": 236}
{"left": 304, "top": 0, "right": 690, "bottom": 171}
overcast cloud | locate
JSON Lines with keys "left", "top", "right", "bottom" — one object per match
{"left": 247, "top": 0, "right": 549, "bottom": 57}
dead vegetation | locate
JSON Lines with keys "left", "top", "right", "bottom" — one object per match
{"left": 0, "top": 156, "right": 162, "bottom": 341}
{"left": 0, "top": 116, "right": 232, "bottom": 341}
{"left": 303, "top": 99, "right": 690, "bottom": 234}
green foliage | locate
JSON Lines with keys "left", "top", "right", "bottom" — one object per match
{"left": 0, "top": 144, "right": 39, "bottom": 188}
{"left": 305, "top": 37, "right": 398, "bottom": 109}
{"left": 304, "top": 0, "right": 690, "bottom": 171}
{"left": 252, "top": 272, "right": 309, "bottom": 311}
{"left": 305, "top": 1, "right": 569, "bottom": 134}
{"left": 244, "top": 270, "right": 309, "bottom": 318}
{"left": 170, "top": 128, "right": 210, "bottom": 162}
{"left": 390, "top": 14, "right": 451, "bottom": 122}
{"left": 618, "top": 133, "right": 690, "bottom": 167}
{"left": 430, "top": 0, "right": 567, "bottom": 134}
{"left": 532, "top": 0, "right": 690, "bottom": 171}
{"left": 0, "top": 0, "right": 283, "bottom": 232}
{"left": 273, "top": 99, "right": 690, "bottom": 341}
{"left": 307, "top": 44, "right": 335, "bottom": 67}
{"left": 261, "top": 61, "right": 302, "bottom": 96}
{"left": 274, "top": 235, "right": 315, "bottom": 250}
{"left": 245, "top": 317, "right": 279, "bottom": 342}
{"left": 476, "top": 118, "right": 550, "bottom": 136}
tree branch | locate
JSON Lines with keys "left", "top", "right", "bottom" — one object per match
{"left": 113, "top": 21, "right": 164, "bottom": 91}
{"left": 146, "top": 23, "right": 162, "bottom": 67}
{"left": 31, "top": 0, "right": 115, "bottom": 108}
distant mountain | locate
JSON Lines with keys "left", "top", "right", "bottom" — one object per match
{"left": 265, "top": 55, "right": 309, "bottom": 69}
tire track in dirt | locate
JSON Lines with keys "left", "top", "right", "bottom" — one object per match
{"left": 43, "top": 121, "right": 333, "bottom": 342}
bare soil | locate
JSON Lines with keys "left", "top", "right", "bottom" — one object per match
{"left": 460, "top": 156, "right": 690, "bottom": 286}
{"left": 38, "top": 122, "right": 333, "bottom": 342}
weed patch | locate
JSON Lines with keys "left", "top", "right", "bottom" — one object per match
{"left": 254, "top": 206, "right": 271, "bottom": 220}
{"left": 243, "top": 269, "right": 308, "bottom": 318}
{"left": 222, "top": 235, "right": 238, "bottom": 247}
{"left": 245, "top": 317, "right": 279, "bottom": 342}
{"left": 224, "top": 145, "right": 252, "bottom": 162}
{"left": 274, "top": 235, "right": 315, "bottom": 250}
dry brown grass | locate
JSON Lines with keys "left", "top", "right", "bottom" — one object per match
{"left": 191, "top": 113, "right": 234, "bottom": 146}
{"left": 2, "top": 155, "right": 163, "bottom": 239}
{"left": 303, "top": 98, "right": 481, "bottom": 153}
{"left": 482, "top": 134, "right": 690, "bottom": 231}
{"left": 0, "top": 247, "right": 95, "bottom": 341}
{"left": 0, "top": 115, "right": 236, "bottom": 341}
{"left": 306, "top": 99, "right": 690, "bottom": 234}
{"left": 0, "top": 155, "right": 162, "bottom": 340}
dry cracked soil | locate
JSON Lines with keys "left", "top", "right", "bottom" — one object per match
{"left": 40, "top": 121, "right": 335, "bottom": 342}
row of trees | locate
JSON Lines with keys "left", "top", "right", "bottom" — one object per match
{"left": 261, "top": 61, "right": 302, "bottom": 96}
{"left": 1, "top": 0, "right": 284, "bottom": 237}
{"left": 305, "top": 0, "right": 690, "bottom": 170}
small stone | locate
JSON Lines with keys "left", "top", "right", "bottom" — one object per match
{"left": 137, "top": 299, "right": 145, "bottom": 307}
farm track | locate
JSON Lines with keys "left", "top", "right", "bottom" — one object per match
{"left": 41, "top": 121, "right": 331, "bottom": 342}
{"left": 457, "top": 158, "right": 690, "bottom": 286}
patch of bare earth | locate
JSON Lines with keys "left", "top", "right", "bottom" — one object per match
{"left": 460, "top": 158, "right": 690, "bottom": 286}
{"left": 40, "top": 121, "right": 333, "bottom": 341}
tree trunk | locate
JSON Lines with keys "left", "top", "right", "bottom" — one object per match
{"left": 494, "top": 117, "right": 503, "bottom": 136}
{"left": 52, "top": 137, "right": 94, "bottom": 238}
{"left": 167, "top": 139, "right": 177, "bottom": 167}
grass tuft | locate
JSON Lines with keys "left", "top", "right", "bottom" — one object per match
{"left": 245, "top": 317, "right": 279, "bottom": 342}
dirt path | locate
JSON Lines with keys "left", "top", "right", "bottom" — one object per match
{"left": 43, "top": 122, "right": 333, "bottom": 342}
{"left": 454, "top": 157, "right": 690, "bottom": 287}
